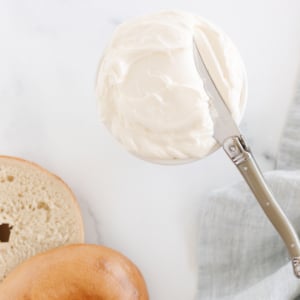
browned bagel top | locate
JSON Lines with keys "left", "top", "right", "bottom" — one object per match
{"left": 0, "top": 244, "right": 149, "bottom": 300}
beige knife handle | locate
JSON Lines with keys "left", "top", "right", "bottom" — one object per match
{"left": 223, "top": 136, "right": 300, "bottom": 278}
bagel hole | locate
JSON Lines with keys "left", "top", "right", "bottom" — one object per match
{"left": 0, "top": 223, "right": 13, "bottom": 243}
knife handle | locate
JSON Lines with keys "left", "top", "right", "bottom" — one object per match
{"left": 223, "top": 136, "right": 300, "bottom": 278}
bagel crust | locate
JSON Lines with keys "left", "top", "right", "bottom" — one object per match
{"left": 0, "top": 244, "right": 149, "bottom": 300}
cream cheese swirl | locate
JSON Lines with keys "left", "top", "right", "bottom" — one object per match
{"left": 96, "top": 10, "right": 247, "bottom": 163}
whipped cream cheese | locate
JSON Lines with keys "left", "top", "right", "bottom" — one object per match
{"left": 96, "top": 10, "right": 247, "bottom": 163}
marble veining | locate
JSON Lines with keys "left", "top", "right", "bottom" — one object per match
{"left": 84, "top": 201, "right": 102, "bottom": 245}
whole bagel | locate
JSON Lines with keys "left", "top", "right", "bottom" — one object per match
{"left": 0, "top": 244, "right": 149, "bottom": 300}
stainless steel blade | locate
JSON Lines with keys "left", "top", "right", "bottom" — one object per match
{"left": 192, "top": 34, "right": 241, "bottom": 145}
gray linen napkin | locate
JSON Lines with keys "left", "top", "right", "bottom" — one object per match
{"left": 277, "top": 72, "right": 300, "bottom": 170}
{"left": 197, "top": 74, "right": 300, "bottom": 299}
{"left": 197, "top": 171, "right": 300, "bottom": 300}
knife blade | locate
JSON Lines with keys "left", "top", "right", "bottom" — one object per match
{"left": 192, "top": 33, "right": 241, "bottom": 145}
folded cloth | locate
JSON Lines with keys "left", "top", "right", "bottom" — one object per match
{"left": 197, "top": 170, "right": 300, "bottom": 300}
{"left": 277, "top": 72, "right": 300, "bottom": 170}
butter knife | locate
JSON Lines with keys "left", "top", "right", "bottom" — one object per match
{"left": 193, "top": 34, "right": 300, "bottom": 278}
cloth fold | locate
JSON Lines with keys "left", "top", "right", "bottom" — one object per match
{"left": 277, "top": 71, "right": 300, "bottom": 170}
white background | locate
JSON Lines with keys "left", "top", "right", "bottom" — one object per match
{"left": 0, "top": 1, "right": 300, "bottom": 299}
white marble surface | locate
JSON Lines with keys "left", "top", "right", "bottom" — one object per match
{"left": 0, "top": 1, "right": 300, "bottom": 299}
